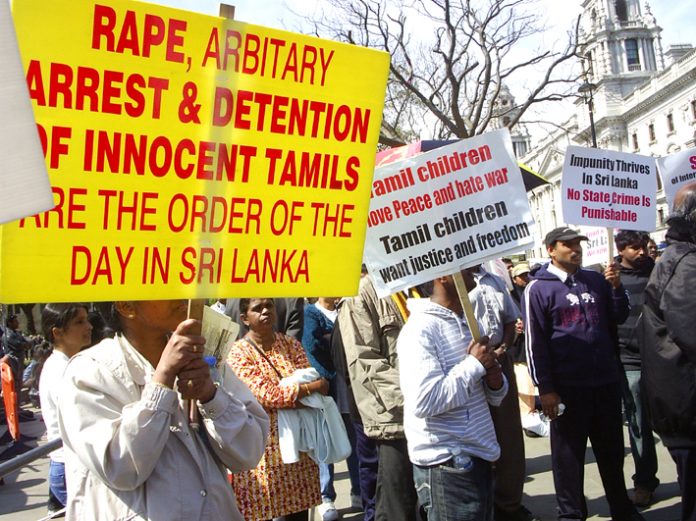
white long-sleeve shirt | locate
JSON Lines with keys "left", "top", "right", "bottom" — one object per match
{"left": 397, "top": 298, "right": 507, "bottom": 466}
{"left": 39, "top": 350, "right": 70, "bottom": 463}
{"left": 58, "top": 334, "right": 269, "bottom": 521}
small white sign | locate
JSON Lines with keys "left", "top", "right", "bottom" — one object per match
{"left": 656, "top": 147, "right": 696, "bottom": 212}
{"left": 578, "top": 225, "right": 613, "bottom": 267}
{"left": 561, "top": 146, "right": 657, "bottom": 231}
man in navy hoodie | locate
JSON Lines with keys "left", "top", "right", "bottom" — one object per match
{"left": 523, "top": 227, "right": 644, "bottom": 521}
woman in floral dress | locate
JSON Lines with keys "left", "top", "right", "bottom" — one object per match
{"left": 227, "top": 298, "right": 329, "bottom": 521}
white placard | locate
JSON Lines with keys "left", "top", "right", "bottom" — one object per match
{"left": 578, "top": 225, "right": 613, "bottom": 266}
{"left": 561, "top": 146, "right": 657, "bottom": 231}
{"left": 0, "top": 1, "right": 54, "bottom": 224}
{"left": 656, "top": 147, "right": 696, "bottom": 212}
{"left": 364, "top": 129, "right": 535, "bottom": 297}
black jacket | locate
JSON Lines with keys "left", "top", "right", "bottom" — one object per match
{"left": 617, "top": 256, "right": 654, "bottom": 369}
{"left": 641, "top": 233, "right": 696, "bottom": 448}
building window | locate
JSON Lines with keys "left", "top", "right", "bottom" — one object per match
{"left": 626, "top": 39, "right": 640, "bottom": 71}
{"left": 648, "top": 123, "right": 656, "bottom": 143}
{"left": 692, "top": 100, "right": 696, "bottom": 120}
{"left": 656, "top": 171, "right": 663, "bottom": 191}
{"left": 667, "top": 113, "right": 675, "bottom": 133}
{"left": 614, "top": 0, "right": 628, "bottom": 22}
{"left": 658, "top": 208, "right": 665, "bottom": 225}
{"left": 585, "top": 51, "right": 594, "bottom": 79}
{"left": 631, "top": 132, "right": 639, "bottom": 150}
{"left": 513, "top": 141, "right": 528, "bottom": 157}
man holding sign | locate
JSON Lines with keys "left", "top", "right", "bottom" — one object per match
{"left": 523, "top": 227, "right": 644, "bottom": 521}
{"left": 397, "top": 270, "right": 507, "bottom": 521}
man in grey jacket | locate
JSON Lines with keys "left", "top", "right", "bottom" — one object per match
{"left": 338, "top": 275, "right": 419, "bottom": 521}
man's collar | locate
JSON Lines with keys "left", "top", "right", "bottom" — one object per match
{"left": 547, "top": 262, "right": 574, "bottom": 283}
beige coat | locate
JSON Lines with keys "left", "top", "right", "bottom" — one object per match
{"left": 338, "top": 276, "right": 407, "bottom": 440}
{"left": 58, "top": 335, "right": 269, "bottom": 521}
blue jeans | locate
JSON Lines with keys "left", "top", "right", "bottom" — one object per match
{"left": 49, "top": 460, "right": 67, "bottom": 506}
{"left": 413, "top": 457, "right": 494, "bottom": 521}
{"left": 623, "top": 370, "right": 659, "bottom": 491}
{"left": 320, "top": 462, "right": 336, "bottom": 501}
{"left": 319, "top": 415, "right": 361, "bottom": 502}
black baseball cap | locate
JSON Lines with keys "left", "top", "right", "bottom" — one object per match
{"left": 544, "top": 227, "right": 588, "bottom": 247}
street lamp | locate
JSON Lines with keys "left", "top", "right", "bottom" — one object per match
{"left": 578, "top": 81, "right": 598, "bottom": 148}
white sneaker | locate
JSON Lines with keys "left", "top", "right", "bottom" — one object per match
{"left": 46, "top": 507, "right": 66, "bottom": 518}
{"left": 317, "top": 499, "right": 339, "bottom": 521}
{"left": 521, "top": 411, "right": 550, "bottom": 437}
{"left": 350, "top": 493, "right": 363, "bottom": 511}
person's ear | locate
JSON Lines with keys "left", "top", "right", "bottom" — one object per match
{"left": 240, "top": 312, "right": 250, "bottom": 327}
{"left": 114, "top": 301, "right": 136, "bottom": 320}
{"left": 51, "top": 326, "right": 64, "bottom": 343}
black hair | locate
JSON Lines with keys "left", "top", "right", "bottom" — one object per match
{"left": 615, "top": 230, "right": 650, "bottom": 251}
{"left": 41, "top": 303, "right": 89, "bottom": 343}
{"left": 88, "top": 308, "right": 114, "bottom": 345}
{"left": 91, "top": 302, "right": 123, "bottom": 335}
{"left": 239, "top": 298, "right": 274, "bottom": 315}
{"left": 668, "top": 185, "right": 696, "bottom": 242}
{"left": 415, "top": 281, "right": 434, "bottom": 297}
{"left": 33, "top": 341, "right": 52, "bottom": 360}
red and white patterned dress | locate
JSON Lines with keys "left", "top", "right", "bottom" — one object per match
{"left": 227, "top": 333, "right": 321, "bottom": 520}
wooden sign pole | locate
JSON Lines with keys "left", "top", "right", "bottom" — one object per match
{"left": 186, "top": 298, "right": 206, "bottom": 429}
{"left": 452, "top": 271, "right": 481, "bottom": 341}
{"left": 184, "top": 1, "right": 237, "bottom": 430}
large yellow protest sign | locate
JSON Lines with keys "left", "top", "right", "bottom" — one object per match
{"left": 0, "top": 0, "right": 389, "bottom": 303}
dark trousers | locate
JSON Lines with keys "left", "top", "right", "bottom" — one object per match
{"left": 343, "top": 415, "right": 361, "bottom": 497}
{"left": 669, "top": 447, "right": 696, "bottom": 521}
{"left": 490, "top": 353, "right": 526, "bottom": 512}
{"left": 354, "top": 422, "right": 378, "bottom": 521}
{"left": 375, "top": 438, "right": 419, "bottom": 521}
{"left": 551, "top": 383, "right": 638, "bottom": 521}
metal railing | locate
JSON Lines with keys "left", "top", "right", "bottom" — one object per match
{"left": 0, "top": 438, "right": 67, "bottom": 520}
{"left": 0, "top": 438, "right": 61, "bottom": 479}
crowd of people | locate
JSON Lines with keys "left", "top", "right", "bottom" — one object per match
{"left": 2, "top": 184, "right": 696, "bottom": 521}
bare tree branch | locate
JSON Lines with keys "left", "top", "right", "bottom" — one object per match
{"left": 306, "top": 0, "right": 584, "bottom": 142}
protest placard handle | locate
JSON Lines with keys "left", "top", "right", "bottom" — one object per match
{"left": 219, "top": 4, "right": 235, "bottom": 18}
{"left": 452, "top": 271, "right": 481, "bottom": 342}
{"left": 187, "top": 299, "right": 205, "bottom": 333}
{"left": 183, "top": 0, "right": 236, "bottom": 430}
{"left": 186, "top": 299, "right": 205, "bottom": 430}
{"left": 606, "top": 227, "right": 615, "bottom": 265}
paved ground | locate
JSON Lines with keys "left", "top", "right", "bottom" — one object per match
{"left": 314, "top": 429, "right": 681, "bottom": 521}
{"left": 1, "top": 411, "right": 682, "bottom": 521}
